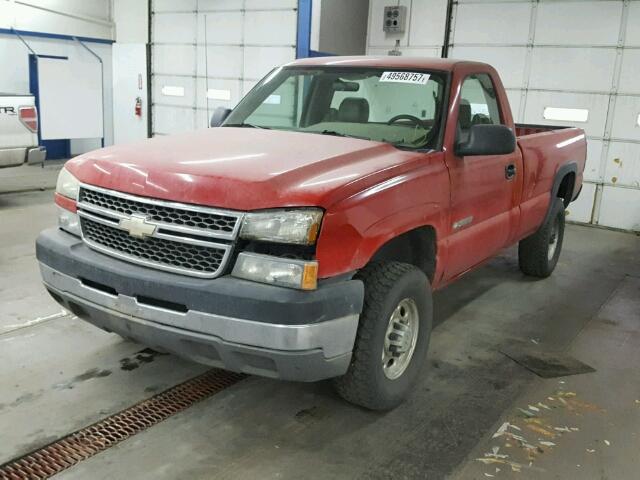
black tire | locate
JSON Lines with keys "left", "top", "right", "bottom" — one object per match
{"left": 518, "top": 198, "right": 566, "bottom": 278}
{"left": 332, "top": 262, "right": 433, "bottom": 411}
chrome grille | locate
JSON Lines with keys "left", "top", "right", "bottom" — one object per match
{"left": 78, "top": 187, "right": 239, "bottom": 237}
{"left": 77, "top": 185, "right": 241, "bottom": 278}
{"left": 81, "top": 218, "right": 227, "bottom": 275}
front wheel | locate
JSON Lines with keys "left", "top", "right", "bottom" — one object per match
{"left": 518, "top": 198, "right": 566, "bottom": 278}
{"left": 332, "top": 262, "right": 432, "bottom": 411}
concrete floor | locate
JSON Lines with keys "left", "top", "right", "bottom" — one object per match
{"left": 1, "top": 189, "right": 639, "bottom": 479}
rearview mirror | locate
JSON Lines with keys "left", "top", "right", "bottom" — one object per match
{"left": 333, "top": 80, "right": 360, "bottom": 92}
{"left": 455, "top": 124, "right": 516, "bottom": 156}
{"left": 210, "top": 107, "right": 232, "bottom": 127}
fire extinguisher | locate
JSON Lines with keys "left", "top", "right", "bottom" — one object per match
{"left": 135, "top": 97, "right": 142, "bottom": 117}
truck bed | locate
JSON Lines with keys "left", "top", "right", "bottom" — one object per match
{"left": 515, "top": 123, "right": 573, "bottom": 137}
{"left": 515, "top": 124, "right": 587, "bottom": 238}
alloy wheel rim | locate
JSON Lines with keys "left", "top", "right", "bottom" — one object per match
{"left": 382, "top": 298, "right": 420, "bottom": 380}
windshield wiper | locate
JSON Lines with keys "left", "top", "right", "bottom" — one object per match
{"left": 318, "top": 130, "right": 371, "bottom": 141}
{"left": 224, "top": 123, "right": 270, "bottom": 129}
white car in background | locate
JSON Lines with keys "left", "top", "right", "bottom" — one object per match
{"left": 0, "top": 93, "right": 46, "bottom": 168}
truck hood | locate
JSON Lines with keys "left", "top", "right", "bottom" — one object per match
{"left": 67, "top": 128, "right": 418, "bottom": 210}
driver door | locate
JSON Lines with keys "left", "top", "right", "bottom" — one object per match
{"left": 443, "top": 73, "right": 523, "bottom": 280}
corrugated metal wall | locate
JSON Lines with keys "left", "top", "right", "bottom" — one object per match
{"left": 150, "top": 0, "right": 298, "bottom": 136}
{"left": 448, "top": 0, "right": 640, "bottom": 231}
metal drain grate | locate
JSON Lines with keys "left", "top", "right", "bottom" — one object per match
{"left": 0, "top": 369, "right": 245, "bottom": 479}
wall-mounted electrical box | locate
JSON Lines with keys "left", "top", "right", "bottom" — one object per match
{"left": 383, "top": 5, "right": 407, "bottom": 33}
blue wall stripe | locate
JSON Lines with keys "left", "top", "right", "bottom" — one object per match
{"left": 36, "top": 54, "right": 68, "bottom": 60}
{"left": 28, "top": 54, "right": 40, "bottom": 145}
{"left": 296, "top": 0, "right": 312, "bottom": 59}
{"left": 0, "top": 28, "right": 114, "bottom": 45}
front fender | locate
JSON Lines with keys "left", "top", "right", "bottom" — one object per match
{"left": 316, "top": 153, "right": 450, "bottom": 278}
{"left": 352, "top": 202, "right": 445, "bottom": 268}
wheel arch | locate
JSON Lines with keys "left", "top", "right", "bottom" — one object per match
{"left": 556, "top": 171, "right": 576, "bottom": 207}
{"left": 368, "top": 225, "right": 438, "bottom": 282}
{"left": 542, "top": 162, "right": 578, "bottom": 225}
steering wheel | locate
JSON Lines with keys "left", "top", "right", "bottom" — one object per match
{"left": 387, "top": 114, "right": 425, "bottom": 127}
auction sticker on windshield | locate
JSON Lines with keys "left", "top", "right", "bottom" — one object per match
{"left": 379, "top": 72, "right": 430, "bottom": 85}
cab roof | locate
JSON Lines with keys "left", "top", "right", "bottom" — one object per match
{"left": 286, "top": 56, "right": 489, "bottom": 72}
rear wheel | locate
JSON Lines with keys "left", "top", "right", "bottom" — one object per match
{"left": 333, "top": 262, "right": 432, "bottom": 411}
{"left": 518, "top": 198, "right": 566, "bottom": 278}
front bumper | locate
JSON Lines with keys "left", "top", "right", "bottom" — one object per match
{"left": 36, "top": 228, "right": 364, "bottom": 381}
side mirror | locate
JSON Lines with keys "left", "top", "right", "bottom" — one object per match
{"left": 455, "top": 124, "right": 516, "bottom": 157}
{"left": 210, "top": 107, "right": 232, "bottom": 127}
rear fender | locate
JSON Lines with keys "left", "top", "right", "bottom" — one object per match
{"left": 542, "top": 162, "right": 578, "bottom": 226}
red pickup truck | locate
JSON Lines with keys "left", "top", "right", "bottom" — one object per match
{"left": 37, "top": 57, "right": 586, "bottom": 410}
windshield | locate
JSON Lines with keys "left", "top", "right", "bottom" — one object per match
{"left": 224, "top": 67, "right": 447, "bottom": 149}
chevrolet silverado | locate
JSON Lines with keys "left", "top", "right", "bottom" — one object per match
{"left": 36, "top": 57, "right": 586, "bottom": 410}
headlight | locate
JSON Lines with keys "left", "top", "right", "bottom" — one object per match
{"left": 55, "top": 168, "right": 80, "bottom": 236}
{"left": 56, "top": 167, "right": 80, "bottom": 200}
{"left": 57, "top": 206, "right": 81, "bottom": 236}
{"left": 240, "top": 209, "right": 323, "bottom": 245}
{"left": 232, "top": 252, "right": 318, "bottom": 290}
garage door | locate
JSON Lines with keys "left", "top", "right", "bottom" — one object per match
{"left": 150, "top": 0, "right": 298, "bottom": 136}
{"left": 448, "top": 0, "right": 640, "bottom": 231}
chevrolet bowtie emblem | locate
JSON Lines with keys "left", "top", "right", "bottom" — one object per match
{"left": 119, "top": 215, "right": 157, "bottom": 239}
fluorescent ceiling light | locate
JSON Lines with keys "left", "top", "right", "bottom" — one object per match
{"left": 161, "top": 86, "right": 185, "bottom": 97}
{"left": 543, "top": 107, "right": 589, "bottom": 123}
{"left": 207, "top": 89, "right": 231, "bottom": 101}
{"left": 637, "top": 113, "right": 640, "bottom": 127}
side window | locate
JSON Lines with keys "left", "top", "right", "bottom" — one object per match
{"left": 457, "top": 73, "right": 501, "bottom": 141}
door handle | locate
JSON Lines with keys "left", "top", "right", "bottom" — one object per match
{"left": 505, "top": 163, "right": 516, "bottom": 180}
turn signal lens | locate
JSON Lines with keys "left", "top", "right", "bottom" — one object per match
{"left": 301, "top": 262, "right": 318, "bottom": 290}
